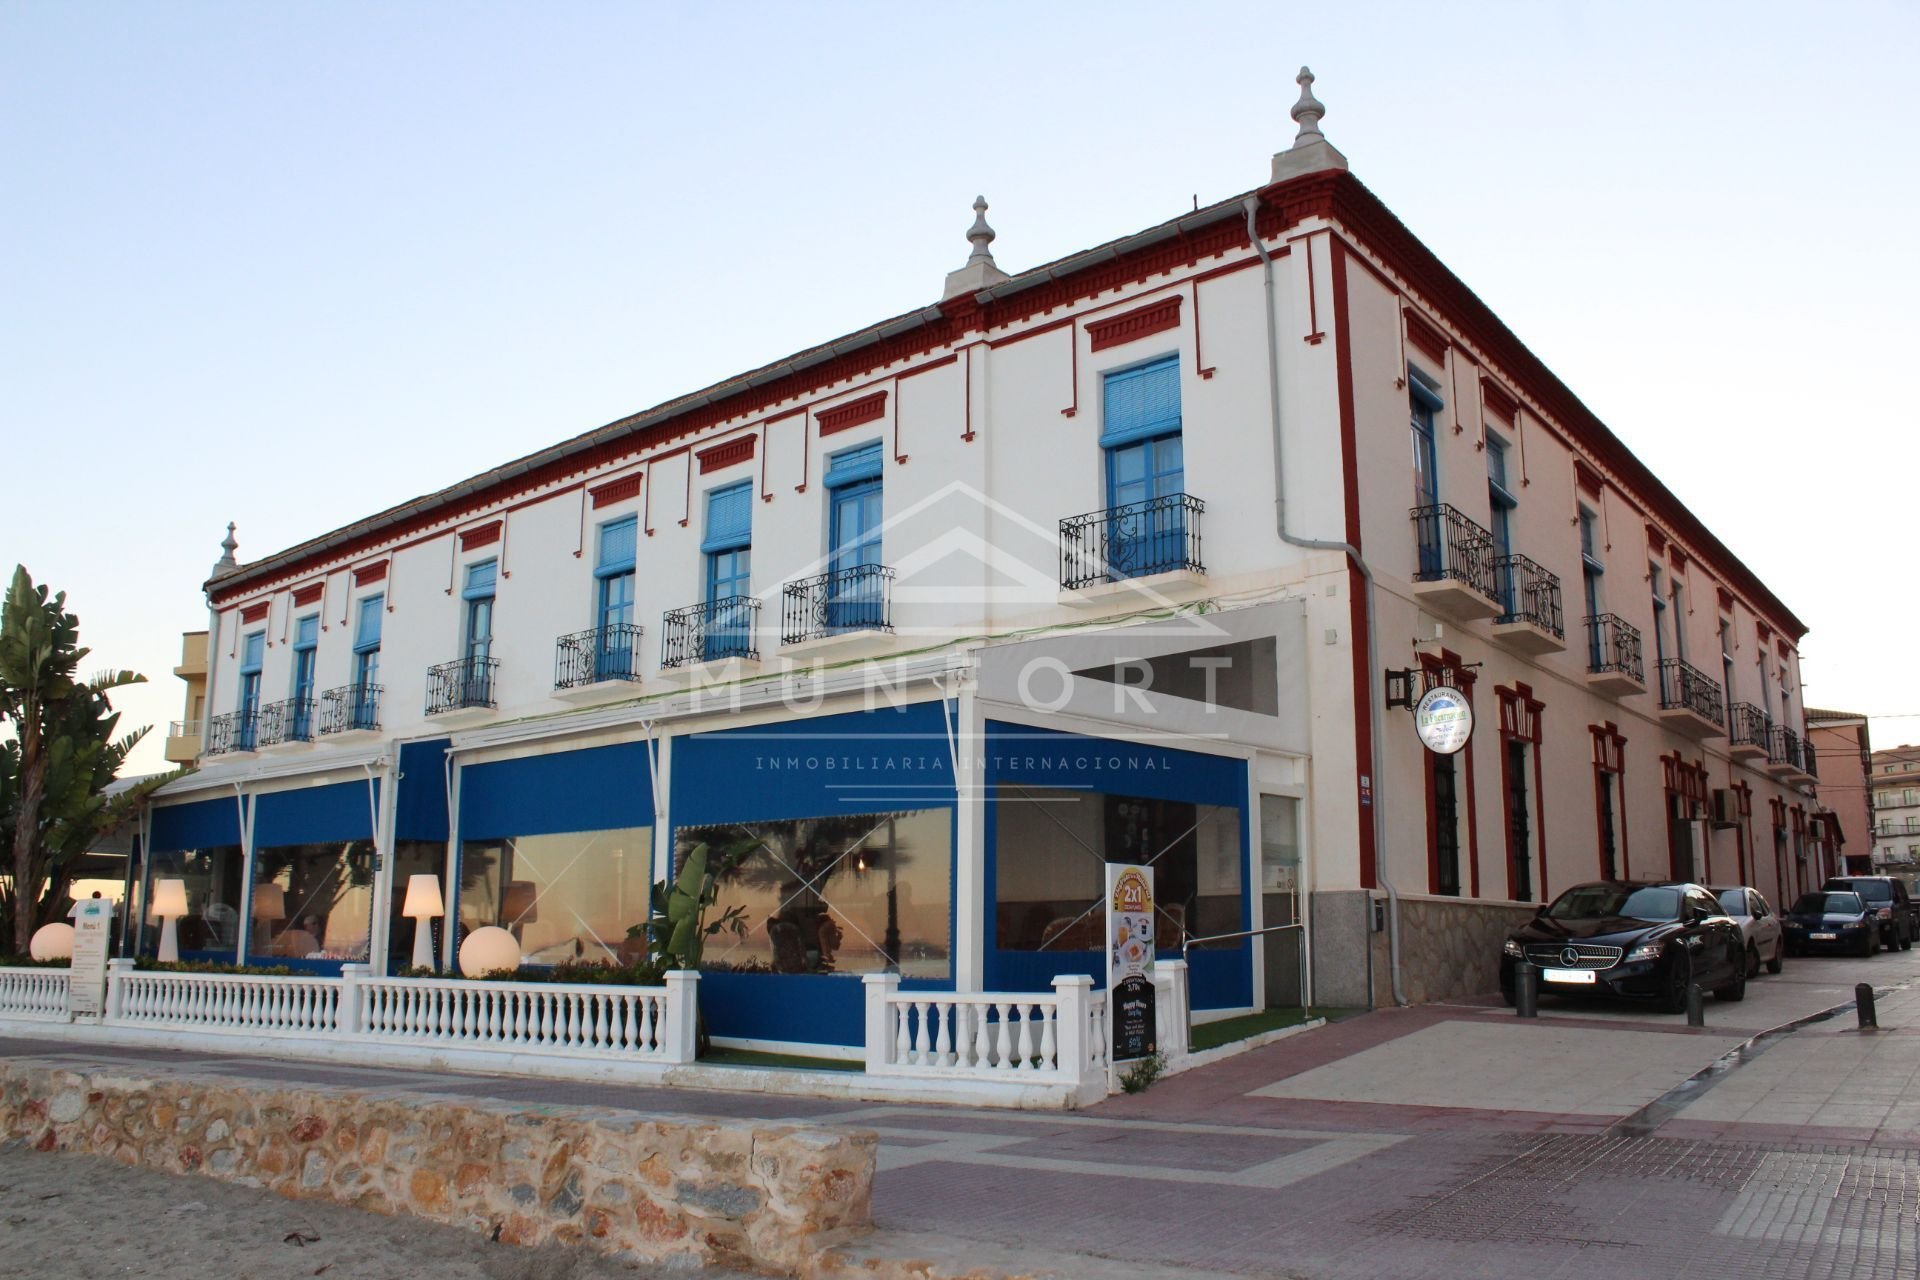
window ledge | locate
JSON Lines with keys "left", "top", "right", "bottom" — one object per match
{"left": 1058, "top": 567, "right": 1207, "bottom": 609}
{"left": 552, "top": 678, "right": 645, "bottom": 705}
{"left": 777, "top": 629, "right": 895, "bottom": 661}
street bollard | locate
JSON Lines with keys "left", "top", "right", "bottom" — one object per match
{"left": 1515, "top": 962, "right": 1538, "bottom": 1018}
{"left": 1856, "top": 983, "right": 1878, "bottom": 1030}
{"left": 1686, "top": 983, "right": 1706, "bottom": 1028}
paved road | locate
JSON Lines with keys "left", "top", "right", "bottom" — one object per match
{"left": 4, "top": 944, "right": 1918, "bottom": 1278}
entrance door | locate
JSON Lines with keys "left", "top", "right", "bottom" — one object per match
{"left": 1667, "top": 793, "right": 1693, "bottom": 880}
{"left": 1259, "top": 795, "right": 1301, "bottom": 1010}
{"left": 1507, "top": 740, "right": 1533, "bottom": 901}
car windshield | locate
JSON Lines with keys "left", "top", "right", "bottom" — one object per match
{"left": 1715, "top": 889, "right": 1749, "bottom": 915}
{"left": 1544, "top": 884, "right": 1680, "bottom": 922}
{"left": 1834, "top": 881, "right": 1892, "bottom": 902}
{"left": 1793, "top": 892, "right": 1863, "bottom": 915}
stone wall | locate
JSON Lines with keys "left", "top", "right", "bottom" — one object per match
{"left": 1393, "top": 895, "right": 1538, "bottom": 1004}
{"left": 0, "top": 1060, "right": 872, "bottom": 1276}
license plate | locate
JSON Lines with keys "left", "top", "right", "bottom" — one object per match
{"left": 1811, "top": 933, "right": 1837, "bottom": 941}
{"left": 1542, "top": 967, "right": 1596, "bottom": 984}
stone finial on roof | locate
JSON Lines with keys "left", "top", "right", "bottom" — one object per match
{"left": 213, "top": 522, "right": 239, "bottom": 577}
{"left": 1270, "top": 65, "right": 1349, "bottom": 183}
{"left": 943, "top": 195, "right": 1011, "bottom": 300}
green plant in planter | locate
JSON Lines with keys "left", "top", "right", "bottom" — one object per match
{"left": 1119, "top": 1051, "right": 1166, "bottom": 1094}
{"left": 627, "top": 841, "right": 748, "bottom": 1056}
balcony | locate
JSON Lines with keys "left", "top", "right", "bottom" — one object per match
{"left": 661, "top": 598, "right": 761, "bottom": 674}
{"left": 203, "top": 710, "right": 256, "bottom": 757}
{"left": 1769, "top": 726, "right": 1817, "bottom": 785}
{"left": 553, "top": 624, "right": 645, "bottom": 702}
{"left": 1489, "top": 553, "right": 1565, "bottom": 654}
{"left": 1656, "top": 657, "right": 1724, "bottom": 740}
{"left": 318, "top": 683, "right": 381, "bottom": 737}
{"left": 255, "top": 697, "right": 315, "bottom": 749}
{"left": 781, "top": 564, "right": 895, "bottom": 654}
{"left": 1409, "top": 504, "right": 1500, "bottom": 620}
{"left": 1584, "top": 614, "right": 1646, "bottom": 696}
{"left": 163, "top": 719, "right": 202, "bottom": 764}
{"left": 1728, "top": 703, "right": 1772, "bottom": 763}
{"left": 1059, "top": 493, "right": 1206, "bottom": 602}
{"left": 426, "top": 656, "right": 499, "bottom": 722}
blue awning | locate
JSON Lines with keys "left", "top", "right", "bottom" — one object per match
{"left": 459, "top": 741, "right": 654, "bottom": 839}
{"left": 150, "top": 796, "right": 244, "bottom": 852}
{"left": 254, "top": 779, "right": 380, "bottom": 848}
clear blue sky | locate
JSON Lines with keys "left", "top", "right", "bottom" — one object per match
{"left": 3, "top": 1, "right": 1915, "bottom": 774}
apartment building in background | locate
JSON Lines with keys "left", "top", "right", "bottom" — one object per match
{"left": 139, "top": 72, "right": 1826, "bottom": 1055}
{"left": 1868, "top": 742, "right": 1920, "bottom": 872}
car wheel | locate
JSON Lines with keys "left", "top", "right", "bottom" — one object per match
{"left": 1766, "top": 942, "right": 1784, "bottom": 975}
{"left": 1715, "top": 945, "right": 1748, "bottom": 1002}
{"left": 1745, "top": 943, "right": 1760, "bottom": 979}
{"left": 1861, "top": 931, "right": 1878, "bottom": 957}
{"left": 1902, "top": 928, "right": 1913, "bottom": 953}
{"left": 1662, "top": 959, "right": 1690, "bottom": 1015}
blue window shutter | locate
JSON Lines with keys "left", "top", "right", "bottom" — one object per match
{"left": 824, "top": 442, "right": 884, "bottom": 488}
{"left": 354, "top": 596, "right": 384, "bottom": 651}
{"left": 1099, "top": 357, "right": 1181, "bottom": 447}
{"left": 294, "top": 615, "right": 319, "bottom": 649}
{"left": 701, "top": 482, "right": 753, "bottom": 554}
{"left": 597, "top": 516, "right": 638, "bottom": 576}
{"left": 462, "top": 559, "right": 498, "bottom": 601}
{"left": 239, "top": 632, "right": 264, "bottom": 673}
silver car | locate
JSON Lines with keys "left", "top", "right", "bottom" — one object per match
{"left": 1712, "top": 886, "right": 1785, "bottom": 976}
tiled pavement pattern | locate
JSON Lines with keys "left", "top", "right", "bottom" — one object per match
{"left": 5, "top": 950, "right": 1919, "bottom": 1277}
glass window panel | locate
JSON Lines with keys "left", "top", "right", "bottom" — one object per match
{"left": 246, "top": 841, "right": 376, "bottom": 962}
{"left": 993, "top": 786, "right": 1242, "bottom": 952}
{"left": 457, "top": 825, "right": 653, "bottom": 966}
{"left": 678, "top": 808, "right": 952, "bottom": 979}
{"left": 142, "top": 844, "right": 245, "bottom": 960}
{"left": 597, "top": 517, "right": 638, "bottom": 572}
{"left": 386, "top": 840, "right": 448, "bottom": 972}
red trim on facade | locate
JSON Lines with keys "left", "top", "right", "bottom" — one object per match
{"left": 352, "top": 561, "right": 388, "bottom": 586}
{"left": 1329, "top": 237, "right": 1374, "bottom": 889}
{"left": 1715, "top": 586, "right": 1735, "bottom": 613}
{"left": 1777, "top": 639, "right": 1791, "bottom": 662}
{"left": 1403, "top": 307, "right": 1449, "bottom": 365}
{"left": 817, "top": 391, "right": 888, "bottom": 437}
{"left": 1086, "top": 295, "right": 1183, "bottom": 353}
{"left": 291, "top": 583, "right": 323, "bottom": 608}
{"left": 1669, "top": 546, "right": 1690, "bottom": 574}
{"left": 1574, "top": 459, "right": 1604, "bottom": 497}
{"left": 697, "top": 434, "right": 756, "bottom": 474}
{"left": 239, "top": 602, "right": 269, "bottom": 625}
{"left": 1419, "top": 652, "right": 1478, "bottom": 897}
{"left": 1498, "top": 683, "right": 1545, "bottom": 902}
{"left": 1645, "top": 524, "right": 1667, "bottom": 555}
{"left": 1480, "top": 377, "right": 1519, "bottom": 425}
{"left": 1589, "top": 721, "right": 1627, "bottom": 883}
{"left": 591, "top": 474, "right": 642, "bottom": 509}
{"left": 459, "top": 521, "right": 502, "bottom": 551}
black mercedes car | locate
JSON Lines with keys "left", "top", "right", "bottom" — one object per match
{"left": 1499, "top": 880, "right": 1747, "bottom": 1013}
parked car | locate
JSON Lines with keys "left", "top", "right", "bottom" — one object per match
{"left": 1710, "top": 885, "right": 1785, "bottom": 976}
{"left": 1782, "top": 890, "right": 1882, "bottom": 956}
{"left": 1500, "top": 881, "right": 1746, "bottom": 1013}
{"left": 1821, "top": 876, "right": 1917, "bottom": 951}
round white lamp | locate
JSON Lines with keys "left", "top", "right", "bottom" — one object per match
{"left": 401, "top": 874, "right": 445, "bottom": 971}
{"left": 28, "top": 922, "right": 74, "bottom": 961}
{"left": 458, "top": 925, "right": 521, "bottom": 977}
{"left": 151, "top": 878, "right": 189, "bottom": 963}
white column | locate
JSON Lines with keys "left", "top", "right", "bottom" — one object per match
{"left": 1152, "top": 959, "right": 1190, "bottom": 1061}
{"left": 1050, "top": 974, "right": 1091, "bottom": 1085}
{"left": 862, "top": 972, "right": 900, "bottom": 1072}
{"left": 104, "top": 957, "right": 135, "bottom": 1023}
{"left": 662, "top": 969, "right": 699, "bottom": 1064}
{"left": 952, "top": 683, "right": 985, "bottom": 992}
{"left": 338, "top": 962, "right": 368, "bottom": 1035}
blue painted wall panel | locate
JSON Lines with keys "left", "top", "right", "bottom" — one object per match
{"left": 459, "top": 741, "right": 654, "bottom": 839}
{"left": 395, "top": 739, "right": 452, "bottom": 841}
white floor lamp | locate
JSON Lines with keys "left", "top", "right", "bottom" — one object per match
{"left": 402, "top": 875, "right": 445, "bottom": 971}
{"left": 152, "top": 879, "right": 188, "bottom": 963}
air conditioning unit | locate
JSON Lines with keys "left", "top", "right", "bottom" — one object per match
{"left": 1710, "top": 789, "right": 1739, "bottom": 827}
{"left": 1808, "top": 815, "right": 1830, "bottom": 841}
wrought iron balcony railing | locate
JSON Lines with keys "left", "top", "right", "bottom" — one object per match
{"left": 1769, "top": 725, "right": 1804, "bottom": 771}
{"left": 1410, "top": 504, "right": 1498, "bottom": 600}
{"left": 1585, "top": 614, "right": 1644, "bottom": 682}
{"left": 554, "top": 624, "right": 645, "bottom": 688}
{"left": 1657, "top": 657, "right": 1724, "bottom": 727}
{"left": 318, "top": 683, "right": 382, "bottom": 735}
{"left": 1492, "top": 553, "right": 1564, "bottom": 637}
{"left": 782, "top": 564, "right": 895, "bottom": 645}
{"left": 1803, "top": 737, "right": 1820, "bottom": 780}
{"left": 426, "top": 656, "right": 498, "bottom": 716}
{"left": 255, "top": 697, "right": 315, "bottom": 747}
{"left": 1729, "top": 702, "right": 1772, "bottom": 752}
{"left": 1059, "top": 493, "right": 1206, "bottom": 590}
{"left": 204, "top": 710, "right": 256, "bottom": 756}
{"left": 661, "top": 598, "right": 760, "bottom": 669}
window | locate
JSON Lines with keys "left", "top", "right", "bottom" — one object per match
{"left": 291, "top": 615, "right": 319, "bottom": 739}
{"left": 462, "top": 560, "right": 496, "bottom": 665}
{"left": 1486, "top": 435, "right": 1517, "bottom": 612}
{"left": 681, "top": 809, "right": 952, "bottom": 978}
{"left": 1579, "top": 508, "right": 1604, "bottom": 665}
{"left": 247, "top": 839, "right": 375, "bottom": 963}
{"left": 146, "top": 844, "right": 245, "bottom": 961}
{"left": 459, "top": 825, "right": 653, "bottom": 966}
{"left": 1758, "top": 651, "right": 1773, "bottom": 718}
{"left": 1432, "top": 749, "right": 1462, "bottom": 896}
{"left": 1409, "top": 373, "right": 1441, "bottom": 508}
{"left": 1649, "top": 564, "right": 1668, "bottom": 666}
{"left": 1100, "top": 357, "right": 1187, "bottom": 578}
{"left": 1719, "top": 618, "right": 1736, "bottom": 707}
{"left": 701, "top": 482, "right": 754, "bottom": 660}
{"left": 236, "top": 631, "right": 264, "bottom": 750}
{"left": 825, "top": 442, "right": 885, "bottom": 629}
{"left": 594, "top": 516, "right": 638, "bottom": 679}
{"left": 350, "top": 595, "right": 382, "bottom": 730}
{"left": 1669, "top": 577, "right": 1687, "bottom": 661}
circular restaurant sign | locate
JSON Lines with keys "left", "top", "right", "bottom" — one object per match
{"left": 1414, "top": 685, "right": 1473, "bottom": 754}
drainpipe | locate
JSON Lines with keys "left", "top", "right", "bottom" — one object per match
{"left": 1245, "top": 196, "right": 1405, "bottom": 1008}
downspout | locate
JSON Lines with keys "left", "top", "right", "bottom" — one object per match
{"left": 1245, "top": 197, "right": 1405, "bottom": 1007}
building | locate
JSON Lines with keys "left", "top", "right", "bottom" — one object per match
{"left": 1806, "top": 709, "right": 1871, "bottom": 874}
{"left": 137, "top": 72, "right": 1824, "bottom": 1055}
{"left": 161, "top": 628, "right": 210, "bottom": 764}
{"left": 1867, "top": 743, "right": 1920, "bottom": 873}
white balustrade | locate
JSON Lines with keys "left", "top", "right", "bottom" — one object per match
{"left": 352, "top": 969, "right": 697, "bottom": 1063}
{"left": 0, "top": 966, "right": 71, "bottom": 1021}
{"left": 863, "top": 973, "right": 1099, "bottom": 1088}
{"left": 106, "top": 960, "right": 342, "bottom": 1035}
